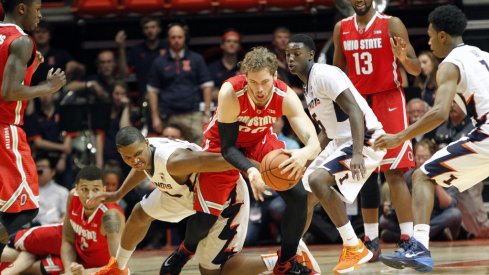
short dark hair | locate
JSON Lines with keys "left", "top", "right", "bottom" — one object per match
{"left": 1, "top": 0, "right": 35, "bottom": 13}
{"left": 428, "top": 5, "right": 467, "bottom": 36}
{"left": 35, "top": 154, "right": 56, "bottom": 169}
{"left": 140, "top": 16, "right": 161, "bottom": 28}
{"left": 75, "top": 166, "right": 103, "bottom": 185}
{"left": 289, "top": 34, "right": 316, "bottom": 52}
{"left": 116, "top": 126, "right": 145, "bottom": 148}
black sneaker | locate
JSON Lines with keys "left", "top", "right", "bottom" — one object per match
{"left": 160, "top": 243, "right": 193, "bottom": 275}
{"left": 273, "top": 251, "right": 318, "bottom": 274}
{"left": 364, "top": 237, "right": 381, "bottom": 263}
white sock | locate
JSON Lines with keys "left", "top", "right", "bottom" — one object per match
{"left": 413, "top": 224, "right": 430, "bottom": 249}
{"left": 338, "top": 221, "right": 358, "bottom": 246}
{"left": 400, "top": 222, "right": 414, "bottom": 237}
{"left": 364, "top": 223, "right": 379, "bottom": 240}
{"left": 116, "top": 246, "right": 135, "bottom": 269}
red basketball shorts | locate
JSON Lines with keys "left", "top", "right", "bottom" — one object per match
{"left": 366, "top": 88, "right": 414, "bottom": 171}
{"left": 0, "top": 124, "right": 39, "bottom": 213}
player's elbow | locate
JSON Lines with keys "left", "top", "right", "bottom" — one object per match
{"left": 2, "top": 88, "right": 17, "bottom": 101}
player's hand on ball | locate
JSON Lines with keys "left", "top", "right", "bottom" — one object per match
{"left": 350, "top": 153, "right": 366, "bottom": 181}
{"left": 278, "top": 149, "right": 307, "bottom": 180}
{"left": 247, "top": 167, "right": 267, "bottom": 202}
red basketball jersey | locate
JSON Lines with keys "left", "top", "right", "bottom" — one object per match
{"left": 0, "top": 23, "right": 37, "bottom": 125}
{"left": 203, "top": 75, "right": 286, "bottom": 147}
{"left": 339, "top": 13, "right": 402, "bottom": 95}
{"left": 68, "top": 194, "right": 122, "bottom": 268}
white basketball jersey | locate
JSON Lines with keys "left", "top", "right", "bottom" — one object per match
{"left": 442, "top": 44, "right": 489, "bottom": 133}
{"left": 305, "top": 64, "right": 382, "bottom": 139}
{"left": 146, "top": 138, "right": 201, "bottom": 195}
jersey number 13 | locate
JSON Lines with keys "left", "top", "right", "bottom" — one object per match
{"left": 352, "top": 52, "right": 373, "bottom": 75}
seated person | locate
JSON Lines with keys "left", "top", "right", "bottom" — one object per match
{"left": 0, "top": 166, "right": 126, "bottom": 275}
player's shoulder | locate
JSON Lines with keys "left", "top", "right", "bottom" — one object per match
{"left": 225, "top": 74, "right": 247, "bottom": 91}
{"left": 340, "top": 15, "right": 355, "bottom": 23}
{"left": 273, "top": 78, "right": 288, "bottom": 93}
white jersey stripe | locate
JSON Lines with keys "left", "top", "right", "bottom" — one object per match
{"left": 14, "top": 100, "right": 22, "bottom": 125}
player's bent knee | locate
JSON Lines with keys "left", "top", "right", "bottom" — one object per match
{"left": 308, "top": 170, "right": 333, "bottom": 194}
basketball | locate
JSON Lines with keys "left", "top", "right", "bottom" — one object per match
{"left": 260, "top": 149, "right": 301, "bottom": 191}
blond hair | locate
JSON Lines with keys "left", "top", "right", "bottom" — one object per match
{"left": 239, "top": 47, "right": 278, "bottom": 75}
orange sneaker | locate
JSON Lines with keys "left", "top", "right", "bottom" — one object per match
{"left": 333, "top": 240, "right": 373, "bottom": 273}
{"left": 92, "top": 257, "right": 129, "bottom": 275}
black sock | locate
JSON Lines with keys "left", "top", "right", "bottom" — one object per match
{"left": 277, "top": 181, "right": 308, "bottom": 262}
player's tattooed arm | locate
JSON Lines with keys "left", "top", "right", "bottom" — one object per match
{"left": 61, "top": 191, "right": 78, "bottom": 273}
{"left": 102, "top": 209, "right": 125, "bottom": 256}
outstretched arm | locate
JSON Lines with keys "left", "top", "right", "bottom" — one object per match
{"left": 167, "top": 149, "right": 235, "bottom": 176}
{"left": 217, "top": 82, "right": 267, "bottom": 201}
{"left": 217, "top": 82, "right": 255, "bottom": 173}
{"left": 1, "top": 36, "right": 65, "bottom": 101}
{"left": 389, "top": 17, "right": 421, "bottom": 76}
{"left": 375, "top": 63, "right": 459, "bottom": 149}
{"left": 87, "top": 168, "right": 147, "bottom": 207}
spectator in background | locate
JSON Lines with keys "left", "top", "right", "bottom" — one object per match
{"left": 208, "top": 29, "right": 242, "bottom": 102}
{"left": 103, "top": 163, "right": 128, "bottom": 213}
{"left": 66, "top": 50, "right": 118, "bottom": 102}
{"left": 147, "top": 23, "right": 213, "bottom": 144}
{"left": 415, "top": 51, "right": 439, "bottom": 106}
{"left": 24, "top": 92, "right": 74, "bottom": 188}
{"left": 104, "top": 81, "right": 132, "bottom": 171}
{"left": 116, "top": 16, "right": 167, "bottom": 103}
{"left": 434, "top": 99, "right": 474, "bottom": 148}
{"left": 31, "top": 21, "right": 85, "bottom": 87}
{"left": 162, "top": 123, "right": 188, "bottom": 141}
{"left": 32, "top": 155, "right": 69, "bottom": 226}
{"left": 269, "top": 27, "right": 303, "bottom": 96}
{"left": 407, "top": 98, "right": 435, "bottom": 145}
{"left": 380, "top": 139, "right": 462, "bottom": 242}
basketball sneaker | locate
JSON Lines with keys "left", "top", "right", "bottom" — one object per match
{"left": 160, "top": 243, "right": 193, "bottom": 275}
{"left": 364, "top": 236, "right": 381, "bottom": 262}
{"left": 380, "top": 237, "right": 433, "bottom": 272}
{"left": 273, "top": 250, "right": 318, "bottom": 275}
{"left": 92, "top": 257, "right": 129, "bottom": 275}
{"left": 333, "top": 240, "right": 373, "bottom": 273}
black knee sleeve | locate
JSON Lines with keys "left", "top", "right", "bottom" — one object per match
{"left": 183, "top": 212, "right": 218, "bottom": 252}
{"left": 277, "top": 181, "right": 308, "bottom": 261}
{"left": 360, "top": 173, "right": 381, "bottom": 209}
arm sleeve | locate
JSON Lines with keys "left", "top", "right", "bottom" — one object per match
{"left": 218, "top": 121, "right": 254, "bottom": 172}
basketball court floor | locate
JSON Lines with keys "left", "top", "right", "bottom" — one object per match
{"left": 127, "top": 239, "right": 489, "bottom": 274}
